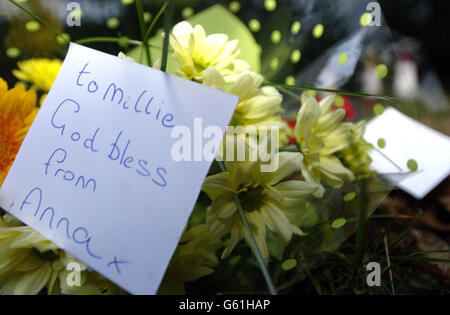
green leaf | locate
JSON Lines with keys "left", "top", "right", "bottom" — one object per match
{"left": 188, "top": 199, "right": 207, "bottom": 228}
{"left": 266, "top": 81, "right": 396, "bottom": 102}
{"left": 320, "top": 223, "right": 347, "bottom": 252}
{"left": 291, "top": 202, "right": 319, "bottom": 228}
{"left": 281, "top": 258, "right": 297, "bottom": 271}
{"left": 128, "top": 4, "right": 261, "bottom": 73}
{"left": 267, "top": 231, "right": 287, "bottom": 261}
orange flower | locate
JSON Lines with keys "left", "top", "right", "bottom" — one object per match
{"left": 0, "top": 78, "right": 38, "bottom": 185}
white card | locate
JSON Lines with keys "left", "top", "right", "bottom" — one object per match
{"left": 0, "top": 43, "right": 238, "bottom": 294}
{"left": 364, "top": 107, "right": 450, "bottom": 199}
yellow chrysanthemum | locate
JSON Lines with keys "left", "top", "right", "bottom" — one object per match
{"left": 202, "top": 152, "right": 319, "bottom": 260}
{"left": 0, "top": 78, "right": 38, "bottom": 185}
{"left": 158, "top": 224, "right": 221, "bottom": 294}
{"left": 294, "top": 93, "right": 355, "bottom": 197}
{"left": 170, "top": 21, "right": 249, "bottom": 82}
{"left": 13, "top": 59, "right": 62, "bottom": 92}
{"left": 203, "top": 67, "right": 288, "bottom": 145}
{"left": 339, "top": 121, "right": 374, "bottom": 176}
{"left": 118, "top": 51, "right": 161, "bottom": 70}
{"left": 0, "top": 214, "right": 122, "bottom": 295}
{"left": 0, "top": 214, "right": 60, "bottom": 294}
{"left": 118, "top": 51, "right": 136, "bottom": 62}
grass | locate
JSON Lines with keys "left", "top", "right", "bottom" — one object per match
{"left": 188, "top": 203, "right": 449, "bottom": 295}
{"left": 284, "top": 218, "right": 449, "bottom": 295}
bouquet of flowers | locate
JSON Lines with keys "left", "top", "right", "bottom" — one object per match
{"left": 0, "top": 1, "right": 417, "bottom": 295}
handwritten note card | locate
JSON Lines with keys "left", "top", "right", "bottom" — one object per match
{"left": 0, "top": 43, "right": 238, "bottom": 294}
{"left": 364, "top": 107, "right": 450, "bottom": 199}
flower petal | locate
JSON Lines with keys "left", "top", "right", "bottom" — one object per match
{"left": 319, "top": 94, "right": 336, "bottom": 114}
{"left": 221, "top": 223, "right": 242, "bottom": 259}
{"left": 294, "top": 96, "right": 320, "bottom": 145}
{"left": 274, "top": 180, "right": 319, "bottom": 199}
{"left": 266, "top": 152, "right": 303, "bottom": 185}
{"left": 202, "top": 172, "right": 233, "bottom": 199}
{"left": 1, "top": 262, "right": 52, "bottom": 295}
{"left": 243, "top": 211, "right": 269, "bottom": 260}
{"left": 263, "top": 202, "right": 292, "bottom": 241}
{"left": 213, "top": 193, "right": 237, "bottom": 219}
{"left": 203, "top": 67, "right": 226, "bottom": 90}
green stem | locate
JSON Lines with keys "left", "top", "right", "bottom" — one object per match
{"left": 74, "top": 37, "right": 170, "bottom": 53}
{"left": 265, "top": 81, "right": 395, "bottom": 102}
{"left": 408, "top": 249, "right": 450, "bottom": 257}
{"left": 216, "top": 160, "right": 277, "bottom": 295}
{"left": 161, "top": 0, "right": 174, "bottom": 72}
{"left": 144, "top": 1, "right": 169, "bottom": 39}
{"left": 300, "top": 252, "right": 323, "bottom": 295}
{"left": 388, "top": 212, "right": 421, "bottom": 250}
{"left": 75, "top": 37, "right": 142, "bottom": 46}
{"left": 279, "top": 144, "right": 300, "bottom": 152}
{"left": 372, "top": 147, "right": 403, "bottom": 172}
{"left": 349, "top": 179, "right": 368, "bottom": 283}
{"left": 277, "top": 86, "right": 302, "bottom": 102}
{"left": 8, "top": 0, "right": 68, "bottom": 44}
{"left": 136, "top": 0, "right": 151, "bottom": 66}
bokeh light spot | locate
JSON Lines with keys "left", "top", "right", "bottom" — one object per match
{"left": 182, "top": 7, "right": 194, "bottom": 18}
{"left": 338, "top": 52, "right": 348, "bottom": 65}
{"left": 57, "top": 33, "right": 70, "bottom": 45}
{"left": 377, "top": 138, "right": 386, "bottom": 149}
{"left": 285, "top": 76, "right": 295, "bottom": 85}
{"left": 331, "top": 218, "right": 347, "bottom": 229}
{"left": 375, "top": 64, "right": 388, "bottom": 78}
{"left": 290, "top": 49, "right": 301, "bottom": 63}
{"left": 264, "top": 0, "right": 277, "bottom": 12}
{"left": 143, "top": 12, "right": 152, "bottom": 23}
{"left": 291, "top": 21, "right": 301, "bottom": 34}
{"left": 343, "top": 192, "right": 356, "bottom": 202}
{"left": 373, "top": 104, "right": 385, "bottom": 116}
{"left": 121, "top": 0, "right": 134, "bottom": 5}
{"left": 6, "top": 47, "right": 21, "bottom": 58}
{"left": 335, "top": 95, "right": 344, "bottom": 107}
{"left": 407, "top": 159, "right": 418, "bottom": 172}
{"left": 25, "top": 20, "right": 40, "bottom": 32}
{"left": 313, "top": 24, "right": 324, "bottom": 38}
{"left": 107, "top": 17, "right": 120, "bottom": 29}
{"left": 271, "top": 30, "right": 281, "bottom": 44}
{"left": 249, "top": 19, "right": 261, "bottom": 32}
{"left": 229, "top": 1, "right": 241, "bottom": 13}
{"left": 281, "top": 259, "right": 297, "bottom": 270}
{"left": 307, "top": 90, "right": 316, "bottom": 97}
{"left": 360, "top": 12, "right": 372, "bottom": 27}
{"left": 69, "top": 9, "right": 83, "bottom": 19}
{"left": 270, "top": 57, "right": 279, "bottom": 70}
